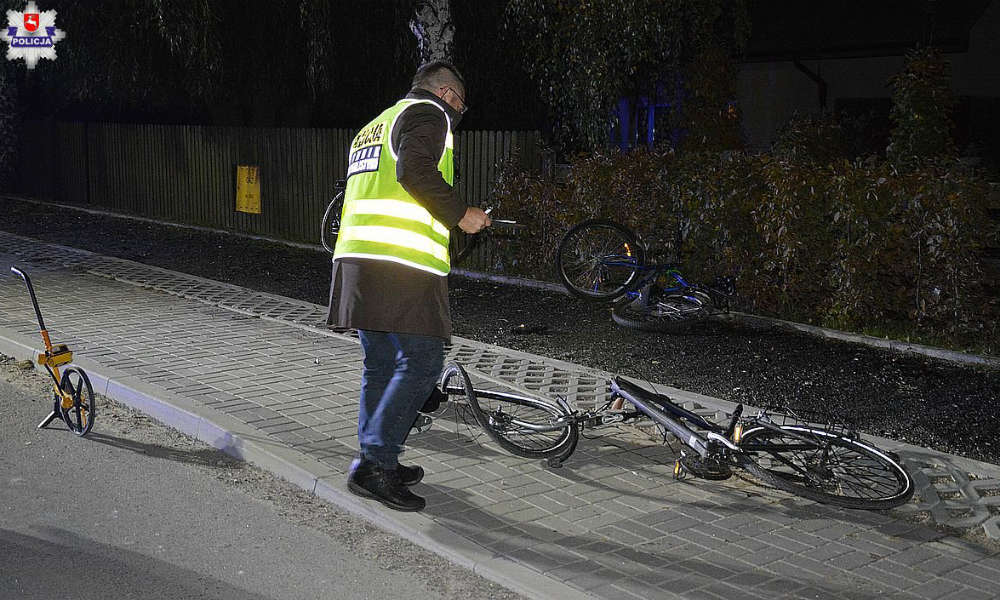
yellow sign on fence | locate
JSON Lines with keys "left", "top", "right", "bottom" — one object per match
{"left": 236, "top": 166, "right": 261, "bottom": 214}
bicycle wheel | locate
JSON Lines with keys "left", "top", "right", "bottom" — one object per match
{"left": 611, "top": 292, "right": 710, "bottom": 332}
{"left": 440, "top": 363, "right": 578, "bottom": 459}
{"left": 557, "top": 219, "right": 645, "bottom": 300}
{"left": 735, "top": 424, "right": 914, "bottom": 510}
{"left": 58, "top": 367, "right": 96, "bottom": 437}
{"left": 320, "top": 191, "right": 344, "bottom": 254}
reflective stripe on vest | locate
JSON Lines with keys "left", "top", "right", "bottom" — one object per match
{"left": 333, "top": 98, "right": 454, "bottom": 276}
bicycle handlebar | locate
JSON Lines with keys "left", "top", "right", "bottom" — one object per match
{"left": 451, "top": 212, "right": 524, "bottom": 266}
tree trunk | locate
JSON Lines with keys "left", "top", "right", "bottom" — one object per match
{"left": 410, "top": 0, "right": 453, "bottom": 64}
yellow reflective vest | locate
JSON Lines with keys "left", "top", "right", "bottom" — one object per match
{"left": 333, "top": 99, "right": 455, "bottom": 276}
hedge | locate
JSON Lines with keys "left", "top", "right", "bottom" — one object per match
{"left": 488, "top": 149, "right": 999, "bottom": 351}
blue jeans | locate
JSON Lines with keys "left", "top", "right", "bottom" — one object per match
{"left": 357, "top": 330, "right": 444, "bottom": 469}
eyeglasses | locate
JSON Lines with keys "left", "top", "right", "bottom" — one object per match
{"left": 441, "top": 86, "right": 469, "bottom": 115}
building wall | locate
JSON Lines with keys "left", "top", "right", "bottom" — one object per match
{"left": 737, "top": 0, "right": 1000, "bottom": 150}
{"left": 952, "top": 0, "right": 1000, "bottom": 95}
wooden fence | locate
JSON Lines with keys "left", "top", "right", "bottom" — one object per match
{"left": 14, "top": 120, "right": 541, "bottom": 247}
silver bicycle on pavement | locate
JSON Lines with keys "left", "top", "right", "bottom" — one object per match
{"left": 440, "top": 362, "right": 914, "bottom": 511}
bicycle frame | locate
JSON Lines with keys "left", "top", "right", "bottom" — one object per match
{"left": 609, "top": 377, "right": 739, "bottom": 458}
{"left": 444, "top": 367, "right": 827, "bottom": 465}
{"left": 445, "top": 373, "right": 733, "bottom": 455}
{"left": 587, "top": 226, "right": 733, "bottom": 307}
{"left": 609, "top": 377, "right": 871, "bottom": 480}
{"left": 441, "top": 361, "right": 914, "bottom": 509}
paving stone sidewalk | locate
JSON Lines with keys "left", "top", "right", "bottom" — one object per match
{"left": 2, "top": 230, "right": 1000, "bottom": 600}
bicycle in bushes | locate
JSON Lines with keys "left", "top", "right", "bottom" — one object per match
{"left": 556, "top": 219, "right": 735, "bottom": 332}
{"left": 440, "top": 362, "right": 914, "bottom": 511}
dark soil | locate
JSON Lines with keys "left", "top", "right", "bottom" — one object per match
{"left": 3, "top": 197, "right": 999, "bottom": 466}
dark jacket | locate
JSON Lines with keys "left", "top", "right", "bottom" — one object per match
{"left": 327, "top": 89, "right": 466, "bottom": 339}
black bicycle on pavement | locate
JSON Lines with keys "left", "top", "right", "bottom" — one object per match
{"left": 440, "top": 362, "right": 914, "bottom": 511}
{"left": 321, "top": 180, "right": 522, "bottom": 264}
{"left": 556, "top": 219, "right": 734, "bottom": 332}
{"left": 320, "top": 180, "right": 346, "bottom": 255}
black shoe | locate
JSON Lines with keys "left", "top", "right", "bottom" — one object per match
{"left": 421, "top": 386, "right": 447, "bottom": 414}
{"left": 397, "top": 463, "right": 424, "bottom": 486}
{"left": 348, "top": 466, "right": 426, "bottom": 512}
{"left": 352, "top": 458, "right": 424, "bottom": 486}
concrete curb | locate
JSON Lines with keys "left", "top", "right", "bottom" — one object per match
{"left": 450, "top": 268, "right": 568, "bottom": 294}
{"left": 719, "top": 311, "right": 1000, "bottom": 369}
{"left": 0, "top": 327, "right": 595, "bottom": 600}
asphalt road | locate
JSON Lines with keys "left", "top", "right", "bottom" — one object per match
{"left": 0, "top": 357, "right": 522, "bottom": 600}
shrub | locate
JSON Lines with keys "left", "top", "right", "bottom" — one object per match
{"left": 774, "top": 111, "right": 882, "bottom": 164}
{"left": 677, "top": 42, "right": 743, "bottom": 153}
{"left": 485, "top": 150, "right": 573, "bottom": 278}
{"left": 490, "top": 148, "right": 998, "bottom": 347}
{"left": 826, "top": 159, "right": 994, "bottom": 335}
{"left": 887, "top": 46, "right": 957, "bottom": 169}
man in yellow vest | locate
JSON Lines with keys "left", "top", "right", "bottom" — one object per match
{"left": 329, "top": 61, "right": 490, "bottom": 511}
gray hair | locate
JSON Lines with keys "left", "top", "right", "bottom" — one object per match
{"left": 412, "top": 61, "right": 466, "bottom": 94}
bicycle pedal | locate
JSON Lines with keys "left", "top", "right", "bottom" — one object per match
{"left": 673, "top": 459, "right": 687, "bottom": 480}
{"left": 410, "top": 414, "right": 433, "bottom": 434}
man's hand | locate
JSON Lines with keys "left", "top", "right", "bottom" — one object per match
{"left": 458, "top": 207, "right": 491, "bottom": 234}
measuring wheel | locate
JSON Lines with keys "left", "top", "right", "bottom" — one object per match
{"left": 57, "top": 367, "right": 96, "bottom": 436}
{"left": 11, "top": 266, "right": 97, "bottom": 438}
